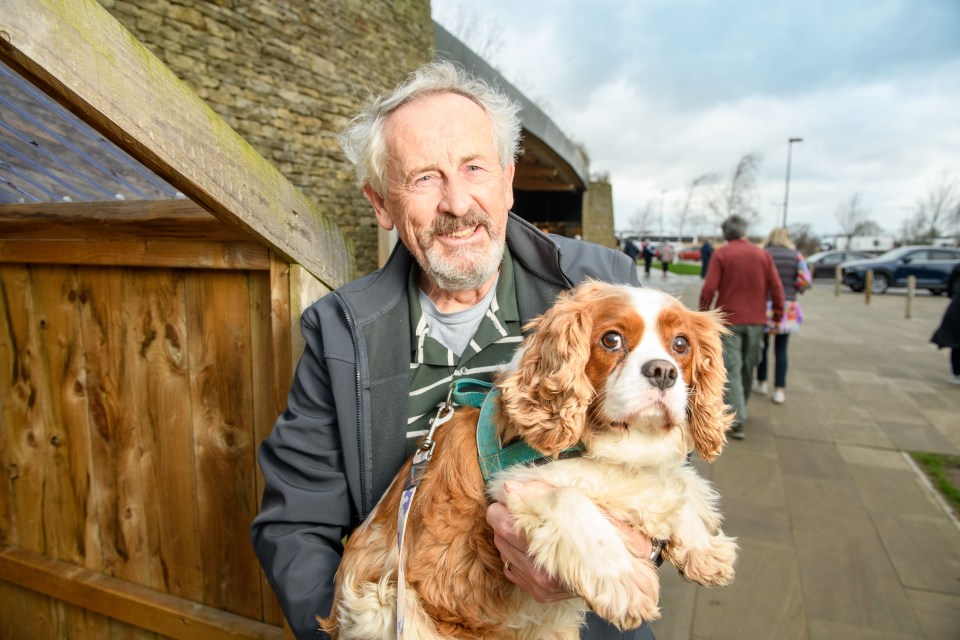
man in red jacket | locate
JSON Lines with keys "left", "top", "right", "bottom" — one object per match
{"left": 699, "top": 215, "right": 784, "bottom": 440}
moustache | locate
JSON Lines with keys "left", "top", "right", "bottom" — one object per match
{"left": 424, "top": 211, "right": 493, "bottom": 243}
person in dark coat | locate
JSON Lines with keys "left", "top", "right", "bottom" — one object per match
{"left": 250, "top": 60, "right": 657, "bottom": 640}
{"left": 642, "top": 240, "right": 655, "bottom": 277}
{"left": 700, "top": 239, "right": 714, "bottom": 278}
{"left": 931, "top": 261, "right": 960, "bottom": 384}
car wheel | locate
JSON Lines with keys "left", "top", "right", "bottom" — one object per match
{"left": 849, "top": 285, "right": 864, "bottom": 293}
{"left": 929, "top": 288, "right": 945, "bottom": 296}
{"left": 871, "top": 273, "right": 890, "bottom": 294}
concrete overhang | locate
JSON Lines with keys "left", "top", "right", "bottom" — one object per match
{"left": 434, "top": 23, "right": 589, "bottom": 193}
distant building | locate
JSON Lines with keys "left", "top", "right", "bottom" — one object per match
{"left": 820, "top": 235, "right": 896, "bottom": 252}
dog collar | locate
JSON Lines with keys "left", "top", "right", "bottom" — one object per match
{"left": 451, "top": 378, "right": 585, "bottom": 484}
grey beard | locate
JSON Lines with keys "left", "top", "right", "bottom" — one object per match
{"left": 421, "top": 236, "right": 505, "bottom": 292}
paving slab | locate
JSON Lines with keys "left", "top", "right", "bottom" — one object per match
{"left": 652, "top": 276, "right": 960, "bottom": 639}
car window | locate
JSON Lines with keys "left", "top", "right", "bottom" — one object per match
{"left": 930, "top": 250, "right": 958, "bottom": 260}
{"left": 905, "top": 250, "right": 929, "bottom": 261}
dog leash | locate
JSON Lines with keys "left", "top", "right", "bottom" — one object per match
{"left": 394, "top": 378, "right": 586, "bottom": 635}
{"left": 396, "top": 379, "right": 489, "bottom": 637}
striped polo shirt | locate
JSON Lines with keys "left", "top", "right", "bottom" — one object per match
{"left": 405, "top": 250, "right": 523, "bottom": 457}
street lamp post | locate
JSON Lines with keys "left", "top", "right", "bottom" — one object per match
{"left": 782, "top": 137, "right": 803, "bottom": 228}
{"left": 659, "top": 189, "right": 666, "bottom": 240}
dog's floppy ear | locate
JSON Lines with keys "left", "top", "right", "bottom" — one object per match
{"left": 496, "top": 286, "right": 596, "bottom": 456}
{"left": 687, "top": 310, "right": 734, "bottom": 461}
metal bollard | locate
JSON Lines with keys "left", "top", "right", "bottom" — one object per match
{"left": 865, "top": 270, "right": 873, "bottom": 305}
{"left": 906, "top": 275, "right": 915, "bottom": 318}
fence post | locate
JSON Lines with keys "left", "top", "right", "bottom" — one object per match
{"left": 906, "top": 275, "right": 916, "bottom": 318}
{"left": 865, "top": 270, "right": 873, "bottom": 305}
{"left": 834, "top": 265, "right": 842, "bottom": 296}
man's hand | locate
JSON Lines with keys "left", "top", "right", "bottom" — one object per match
{"left": 484, "top": 480, "right": 655, "bottom": 602}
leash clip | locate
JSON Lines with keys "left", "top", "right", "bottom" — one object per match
{"left": 419, "top": 384, "right": 455, "bottom": 452}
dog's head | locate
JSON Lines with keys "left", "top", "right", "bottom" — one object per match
{"left": 496, "top": 281, "right": 732, "bottom": 463}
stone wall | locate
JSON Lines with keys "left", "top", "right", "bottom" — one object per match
{"left": 99, "top": 0, "right": 434, "bottom": 275}
{"left": 582, "top": 179, "right": 616, "bottom": 248}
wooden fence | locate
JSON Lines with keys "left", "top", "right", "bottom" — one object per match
{"left": 0, "top": 0, "right": 353, "bottom": 637}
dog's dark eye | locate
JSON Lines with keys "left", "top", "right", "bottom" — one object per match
{"left": 672, "top": 335, "right": 690, "bottom": 354}
{"left": 600, "top": 331, "right": 623, "bottom": 351}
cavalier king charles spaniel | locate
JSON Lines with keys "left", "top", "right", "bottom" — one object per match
{"left": 320, "top": 281, "right": 737, "bottom": 639}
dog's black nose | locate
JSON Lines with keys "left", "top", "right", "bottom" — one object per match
{"left": 641, "top": 359, "right": 678, "bottom": 390}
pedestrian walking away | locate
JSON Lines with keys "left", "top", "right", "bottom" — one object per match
{"left": 698, "top": 215, "right": 784, "bottom": 439}
{"left": 658, "top": 243, "right": 674, "bottom": 277}
{"left": 700, "top": 239, "right": 714, "bottom": 279}
{"left": 642, "top": 240, "right": 655, "bottom": 278}
{"left": 754, "top": 227, "right": 812, "bottom": 404}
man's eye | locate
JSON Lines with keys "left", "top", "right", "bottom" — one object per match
{"left": 600, "top": 332, "right": 623, "bottom": 351}
{"left": 673, "top": 335, "right": 690, "bottom": 354}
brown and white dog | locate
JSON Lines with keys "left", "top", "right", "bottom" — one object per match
{"left": 320, "top": 281, "right": 737, "bottom": 639}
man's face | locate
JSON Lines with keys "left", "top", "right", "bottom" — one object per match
{"left": 363, "top": 92, "right": 515, "bottom": 292}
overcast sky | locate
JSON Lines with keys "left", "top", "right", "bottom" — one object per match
{"left": 432, "top": 0, "right": 960, "bottom": 239}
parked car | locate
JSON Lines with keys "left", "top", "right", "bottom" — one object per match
{"left": 678, "top": 245, "right": 702, "bottom": 261}
{"left": 805, "top": 249, "right": 874, "bottom": 279}
{"left": 840, "top": 246, "right": 960, "bottom": 295}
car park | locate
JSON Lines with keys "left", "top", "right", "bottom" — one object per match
{"left": 805, "top": 249, "right": 874, "bottom": 279}
{"left": 840, "top": 245, "right": 960, "bottom": 295}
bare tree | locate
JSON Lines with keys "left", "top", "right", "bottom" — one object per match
{"left": 630, "top": 200, "right": 658, "bottom": 237}
{"left": 788, "top": 223, "right": 819, "bottom": 256}
{"left": 674, "top": 174, "right": 716, "bottom": 241}
{"left": 835, "top": 192, "right": 875, "bottom": 249}
{"left": 433, "top": 2, "right": 505, "bottom": 66}
{"left": 703, "top": 154, "right": 762, "bottom": 226}
{"left": 904, "top": 171, "right": 960, "bottom": 244}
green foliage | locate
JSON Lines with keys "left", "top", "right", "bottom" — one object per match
{"left": 656, "top": 262, "right": 702, "bottom": 276}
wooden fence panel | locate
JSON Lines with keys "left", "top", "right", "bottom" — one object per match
{"left": 185, "top": 271, "right": 264, "bottom": 618}
{"left": 0, "top": 264, "right": 59, "bottom": 637}
{"left": 137, "top": 270, "right": 204, "bottom": 603}
{"left": 0, "top": 262, "right": 281, "bottom": 634}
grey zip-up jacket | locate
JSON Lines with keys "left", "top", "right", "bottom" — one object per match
{"left": 251, "top": 213, "right": 651, "bottom": 639}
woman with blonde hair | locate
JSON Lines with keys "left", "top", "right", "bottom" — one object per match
{"left": 754, "top": 228, "right": 812, "bottom": 404}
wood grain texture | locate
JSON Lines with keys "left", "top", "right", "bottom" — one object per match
{"left": 1, "top": 545, "right": 283, "bottom": 639}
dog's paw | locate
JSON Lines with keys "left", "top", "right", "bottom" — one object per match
{"left": 579, "top": 551, "right": 662, "bottom": 628}
{"left": 669, "top": 533, "right": 738, "bottom": 587}
{"left": 506, "top": 485, "right": 662, "bottom": 628}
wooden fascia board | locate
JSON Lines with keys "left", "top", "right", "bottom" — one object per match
{"left": 0, "top": 0, "right": 354, "bottom": 289}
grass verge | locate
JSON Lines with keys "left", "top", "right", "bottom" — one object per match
{"left": 653, "top": 261, "right": 702, "bottom": 276}
{"left": 910, "top": 452, "right": 960, "bottom": 517}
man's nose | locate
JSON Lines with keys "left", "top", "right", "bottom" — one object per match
{"left": 439, "top": 174, "right": 473, "bottom": 215}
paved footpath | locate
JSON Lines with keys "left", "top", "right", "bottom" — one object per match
{"left": 641, "top": 271, "right": 960, "bottom": 640}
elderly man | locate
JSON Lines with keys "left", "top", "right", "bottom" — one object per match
{"left": 250, "top": 61, "right": 655, "bottom": 639}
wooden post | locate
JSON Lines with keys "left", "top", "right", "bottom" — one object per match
{"left": 865, "top": 270, "right": 873, "bottom": 305}
{"left": 906, "top": 275, "right": 916, "bottom": 318}
{"left": 834, "top": 265, "right": 842, "bottom": 296}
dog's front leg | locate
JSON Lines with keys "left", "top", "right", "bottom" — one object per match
{"left": 662, "top": 475, "right": 737, "bottom": 587}
{"left": 503, "top": 484, "right": 661, "bottom": 629}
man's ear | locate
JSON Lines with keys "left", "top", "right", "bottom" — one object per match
{"left": 363, "top": 183, "right": 394, "bottom": 231}
{"left": 502, "top": 162, "right": 515, "bottom": 211}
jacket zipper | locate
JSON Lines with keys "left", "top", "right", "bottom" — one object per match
{"left": 334, "top": 292, "right": 367, "bottom": 520}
